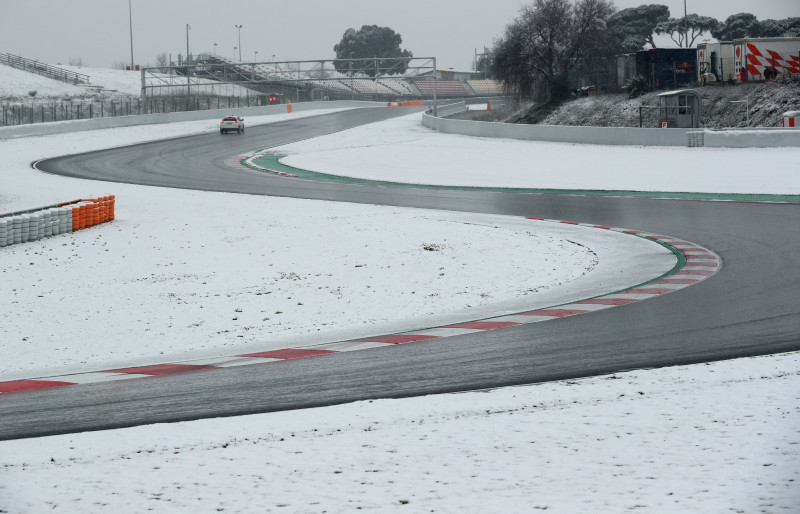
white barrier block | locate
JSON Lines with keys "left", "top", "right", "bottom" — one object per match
{"left": 19, "top": 215, "right": 30, "bottom": 243}
{"left": 60, "top": 207, "right": 71, "bottom": 233}
{"left": 0, "top": 219, "right": 9, "bottom": 246}
{"left": 36, "top": 212, "right": 45, "bottom": 240}
{"left": 12, "top": 217, "right": 22, "bottom": 244}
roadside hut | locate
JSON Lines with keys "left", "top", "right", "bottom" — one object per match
{"left": 657, "top": 89, "right": 702, "bottom": 128}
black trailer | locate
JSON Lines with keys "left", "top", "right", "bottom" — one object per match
{"left": 635, "top": 49, "right": 697, "bottom": 89}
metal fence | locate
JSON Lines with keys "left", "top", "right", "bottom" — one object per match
{"left": 0, "top": 93, "right": 278, "bottom": 127}
{"left": 0, "top": 52, "right": 90, "bottom": 84}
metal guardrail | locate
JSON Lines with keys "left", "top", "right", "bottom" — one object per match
{"left": 0, "top": 52, "right": 90, "bottom": 84}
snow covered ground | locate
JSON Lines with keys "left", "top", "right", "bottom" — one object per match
{"left": 0, "top": 64, "right": 88, "bottom": 99}
{"left": 2, "top": 352, "right": 797, "bottom": 513}
{"left": 1, "top": 67, "right": 798, "bottom": 512}
{"left": 274, "top": 112, "right": 799, "bottom": 194}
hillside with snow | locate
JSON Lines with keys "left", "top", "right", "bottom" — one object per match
{"left": 534, "top": 81, "right": 800, "bottom": 128}
{"left": 0, "top": 62, "right": 259, "bottom": 103}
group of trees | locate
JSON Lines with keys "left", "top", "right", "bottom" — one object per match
{"left": 333, "top": 25, "right": 412, "bottom": 77}
{"left": 608, "top": 7, "right": 799, "bottom": 51}
{"left": 713, "top": 14, "right": 800, "bottom": 40}
{"left": 492, "top": 0, "right": 617, "bottom": 100}
{"left": 326, "top": 3, "right": 798, "bottom": 103}
{"left": 491, "top": 1, "right": 799, "bottom": 102}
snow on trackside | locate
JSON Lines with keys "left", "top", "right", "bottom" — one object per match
{"left": 274, "top": 112, "right": 799, "bottom": 194}
{"left": 1, "top": 64, "right": 798, "bottom": 512}
{"left": 1, "top": 352, "right": 798, "bottom": 513}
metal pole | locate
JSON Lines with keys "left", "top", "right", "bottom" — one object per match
{"left": 235, "top": 25, "right": 243, "bottom": 61}
{"left": 433, "top": 57, "right": 438, "bottom": 116}
{"left": 186, "top": 24, "right": 192, "bottom": 110}
{"left": 140, "top": 66, "right": 145, "bottom": 104}
{"left": 730, "top": 99, "right": 748, "bottom": 126}
{"left": 683, "top": 0, "right": 688, "bottom": 48}
{"left": 128, "top": 0, "right": 134, "bottom": 69}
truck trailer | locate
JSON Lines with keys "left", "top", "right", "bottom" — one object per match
{"left": 635, "top": 48, "right": 697, "bottom": 89}
{"left": 733, "top": 37, "right": 800, "bottom": 82}
{"left": 697, "top": 41, "right": 734, "bottom": 83}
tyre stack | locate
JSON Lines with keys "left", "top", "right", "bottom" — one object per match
{"left": 0, "top": 196, "right": 115, "bottom": 248}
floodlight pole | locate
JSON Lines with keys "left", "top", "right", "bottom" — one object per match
{"left": 433, "top": 57, "right": 438, "bottom": 116}
{"left": 684, "top": 0, "right": 688, "bottom": 48}
{"left": 128, "top": 0, "right": 134, "bottom": 69}
{"left": 235, "top": 25, "right": 243, "bottom": 61}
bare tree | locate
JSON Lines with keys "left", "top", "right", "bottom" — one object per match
{"left": 492, "top": 0, "right": 616, "bottom": 101}
{"left": 111, "top": 60, "right": 127, "bottom": 70}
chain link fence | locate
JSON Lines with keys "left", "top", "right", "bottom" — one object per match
{"left": 1, "top": 93, "right": 282, "bottom": 127}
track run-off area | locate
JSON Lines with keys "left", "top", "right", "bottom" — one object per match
{"left": 1, "top": 106, "right": 798, "bottom": 439}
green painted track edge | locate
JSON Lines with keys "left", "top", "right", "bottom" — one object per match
{"left": 244, "top": 155, "right": 800, "bottom": 203}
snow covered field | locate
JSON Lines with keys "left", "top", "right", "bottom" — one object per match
{"left": 274, "top": 113, "right": 800, "bottom": 194}
{"left": 2, "top": 352, "right": 797, "bottom": 513}
{"left": 1, "top": 66, "right": 798, "bottom": 512}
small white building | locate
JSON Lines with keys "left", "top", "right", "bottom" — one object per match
{"left": 657, "top": 89, "right": 702, "bottom": 128}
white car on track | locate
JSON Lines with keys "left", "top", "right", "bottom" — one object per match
{"left": 220, "top": 115, "right": 245, "bottom": 134}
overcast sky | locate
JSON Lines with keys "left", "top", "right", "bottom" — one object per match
{"left": 0, "top": 0, "right": 796, "bottom": 71}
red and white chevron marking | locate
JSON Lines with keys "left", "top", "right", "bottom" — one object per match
{"left": 0, "top": 217, "right": 721, "bottom": 394}
{"left": 744, "top": 43, "right": 800, "bottom": 77}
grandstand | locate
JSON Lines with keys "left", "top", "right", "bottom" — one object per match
{"left": 338, "top": 78, "right": 398, "bottom": 95}
{"left": 413, "top": 79, "right": 469, "bottom": 97}
{"left": 467, "top": 79, "right": 505, "bottom": 95}
{"left": 142, "top": 54, "right": 508, "bottom": 102}
{"left": 379, "top": 77, "right": 416, "bottom": 96}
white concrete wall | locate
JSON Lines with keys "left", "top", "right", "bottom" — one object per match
{"left": 702, "top": 128, "right": 800, "bottom": 148}
{"left": 422, "top": 108, "right": 800, "bottom": 148}
{"left": 422, "top": 110, "right": 689, "bottom": 146}
{"left": 0, "top": 101, "right": 387, "bottom": 140}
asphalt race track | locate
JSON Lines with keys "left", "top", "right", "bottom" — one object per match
{"left": 1, "top": 106, "right": 798, "bottom": 440}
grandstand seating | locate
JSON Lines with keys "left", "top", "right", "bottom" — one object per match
{"left": 378, "top": 78, "right": 415, "bottom": 96}
{"left": 413, "top": 79, "right": 468, "bottom": 96}
{"left": 308, "top": 79, "right": 356, "bottom": 94}
{"left": 339, "top": 78, "right": 398, "bottom": 95}
{"left": 156, "top": 54, "right": 508, "bottom": 100}
{"left": 467, "top": 79, "right": 505, "bottom": 95}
